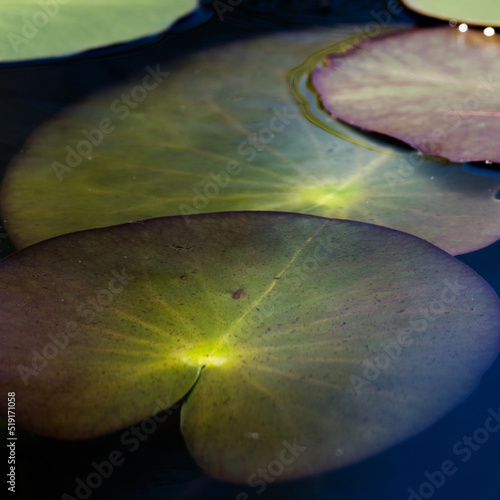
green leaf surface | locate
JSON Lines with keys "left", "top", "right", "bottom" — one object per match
{"left": 0, "top": 0, "right": 196, "bottom": 61}
{"left": 402, "top": 0, "right": 500, "bottom": 27}
{"left": 2, "top": 27, "right": 500, "bottom": 255}
{"left": 312, "top": 26, "right": 500, "bottom": 163}
{"left": 0, "top": 212, "right": 499, "bottom": 483}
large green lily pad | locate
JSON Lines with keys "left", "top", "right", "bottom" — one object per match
{"left": 2, "top": 28, "right": 500, "bottom": 255}
{"left": 312, "top": 26, "right": 500, "bottom": 164}
{"left": 402, "top": 0, "right": 500, "bottom": 27}
{"left": 0, "top": 212, "right": 499, "bottom": 482}
{"left": 0, "top": 0, "right": 196, "bottom": 61}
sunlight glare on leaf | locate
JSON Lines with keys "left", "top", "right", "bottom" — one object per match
{"left": 0, "top": 212, "right": 499, "bottom": 482}
{"left": 2, "top": 27, "right": 500, "bottom": 255}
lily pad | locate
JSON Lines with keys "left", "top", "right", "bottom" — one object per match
{"left": 0, "top": 0, "right": 196, "bottom": 62}
{"left": 0, "top": 212, "right": 499, "bottom": 483}
{"left": 402, "top": 0, "right": 500, "bottom": 27}
{"left": 2, "top": 28, "right": 500, "bottom": 255}
{"left": 312, "top": 26, "right": 500, "bottom": 164}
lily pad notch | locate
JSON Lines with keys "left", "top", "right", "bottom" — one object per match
{"left": 0, "top": 212, "right": 499, "bottom": 483}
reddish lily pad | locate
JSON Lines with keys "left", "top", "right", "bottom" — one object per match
{"left": 312, "top": 26, "right": 500, "bottom": 163}
{"left": 0, "top": 212, "right": 499, "bottom": 483}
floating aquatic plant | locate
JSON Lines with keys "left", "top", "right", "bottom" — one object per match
{"left": 2, "top": 28, "right": 500, "bottom": 255}
{"left": 312, "top": 26, "right": 500, "bottom": 164}
{"left": 402, "top": 0, "right": 500, "bottom": 27}
{"left": 1, "top": 212, "right": 499, "bottom": 482}
{"left": 0, "top": 0, "right": 196, "bottom": 61}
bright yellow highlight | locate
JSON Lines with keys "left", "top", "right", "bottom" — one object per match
{"left": 181, "top": 343, "right": 231, "bottom": 368}
{"left": 299, "top": 183, "right": 360, "bottom": 211}
{"left": 182, "top": 354, "right": 229, "bottom": 367}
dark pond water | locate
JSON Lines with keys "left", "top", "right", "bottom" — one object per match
{"left": 0, "top": 1, "right": 499, "bottom": 499}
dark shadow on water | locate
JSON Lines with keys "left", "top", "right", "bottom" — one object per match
{"left": 464, "top": 161, "right": 500, "bottom": 181}
{"left": 343, "top": 123, "right": 420, "bottom": 152}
